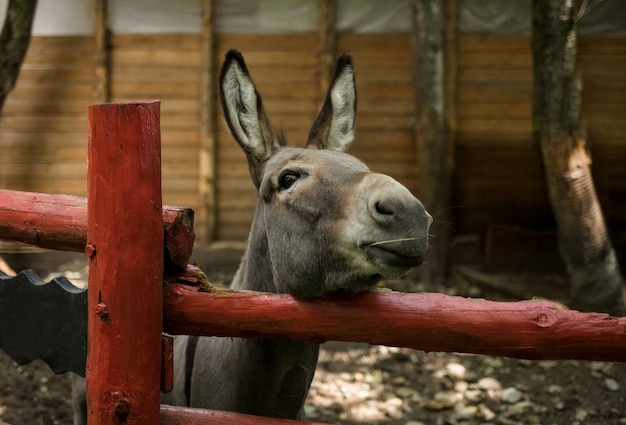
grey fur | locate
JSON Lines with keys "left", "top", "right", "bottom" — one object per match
{"left": 72, "top": 49, "right": 432, "bottom": 423}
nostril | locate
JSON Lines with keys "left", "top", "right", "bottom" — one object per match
{"left": 374, "top": 200, "right": 395, "bottom": 216}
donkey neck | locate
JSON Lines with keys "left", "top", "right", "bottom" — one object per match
{"left": 227, "top": 200, "right": 319, "bottom": 419}
{"left": 230, "top": 200, "right": 278, "bottom": 293}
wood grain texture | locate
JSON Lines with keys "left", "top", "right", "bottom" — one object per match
{"left": 163, "top": 282, "right": 626, "bottom": 363}
{"left": 86, "top": 101, "right": 164, "bottom": 424}
{"left": 0, "top": 189, "right": 194, "bottom": 270}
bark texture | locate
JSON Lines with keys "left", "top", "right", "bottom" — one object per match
{"left": 532, "top": 0, "right": 625, "bottom": 315}
{"left": 0, "top": 0, "right": 38, "bottom": 274}
{"left": 0, "top": 0, "right": 37, "bottom": 111}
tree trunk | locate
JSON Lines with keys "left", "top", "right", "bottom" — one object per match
{"left": 0, "top": 0, "right": 38, "bottom": 110}
{"left": 0, "top": 0, "right": 38, "bottom": 275}
{"left": 531, "top": 0, "right": 625, "bottom": 315}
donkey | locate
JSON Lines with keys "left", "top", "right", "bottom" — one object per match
{"left": 72, "top": 50, "right": 431, "bottom": 423}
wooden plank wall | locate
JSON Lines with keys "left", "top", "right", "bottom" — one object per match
{"left": 337, "top": 35, "right": 418, "bottom": 190}
{"left": 2, "top": 32, "right": 624, "bottom": 246}
{"left": 110, "top": 34, "right": 203, "bottom": 214}
{"left": 455, "top": 35, "right": 626, "bottom": 250}
{"left": 0, "top": 37, "right": 95, "bottom": 196}
{"left": 455, "top": 35, "right": 549, "bottom": 232}
{"left": 214, "top": 34, "right": 417, "bottom": 240}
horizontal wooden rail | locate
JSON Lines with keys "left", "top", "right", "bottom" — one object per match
{"left": 163, "top": 282, "right": 626, "bottom": 363}
{"left": 160, "top": 405, "right": 329, "bottom": 425}
{"left": 0, "top": 189, "right": 194, "bottom": 269}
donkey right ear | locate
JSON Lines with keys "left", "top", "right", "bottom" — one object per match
{"left": 306, "top": 54, "right": 357, "bottom": 152}
{"left": 219, "top": 50, "right": 283, "bottom": 185}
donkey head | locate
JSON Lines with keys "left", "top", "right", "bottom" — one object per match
{"left": 219, "top": 50, "right": 432, "bottom": 297}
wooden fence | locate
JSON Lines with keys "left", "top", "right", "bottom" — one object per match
{"left": 1, "top": 101, "right": 625, "bottom": 424}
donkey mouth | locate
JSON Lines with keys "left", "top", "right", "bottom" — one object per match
{"left": 363, "top": 242, "right": 425, "bottom": 270}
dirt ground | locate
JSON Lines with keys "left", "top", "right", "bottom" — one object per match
{"left": 1, "top": 246, "right": 625, "bottom": 425}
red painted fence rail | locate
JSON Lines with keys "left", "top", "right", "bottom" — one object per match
{"left": 163, "top": 281, "right": 626, "bottom": 363}
{"left": 0, "top": 189, "right": 194, "bottom": 270}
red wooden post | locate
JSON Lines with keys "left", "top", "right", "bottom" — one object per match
{"left": 86, "top": 101, "right": 164, "bottom": 424}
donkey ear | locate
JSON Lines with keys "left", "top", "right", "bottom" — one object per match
{"left": 219, "top": 50, "right": 283, "bottom": 186}
{"left": 306, "top": 54, "right": 356, "bottom": 152}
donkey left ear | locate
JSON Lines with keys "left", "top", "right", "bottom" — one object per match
{"left": 219, "top": 50, "right": 285, "bottom": 187}
{"left": 306, "top": 54, "right": 356, "bottom": 152}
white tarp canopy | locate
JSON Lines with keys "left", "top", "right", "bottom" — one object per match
{"left": 0, "top": 0, "right": 624, "bottom": 35}
{"left": 0, "top": 0, "right": 94, "bottom": 35}
{"left": 461, "top": 0, "right": 626, "bottom": 35}
{"left": 110, "top": 0, "right": 414, "bottom": 34}
{"left": 0, "top": 0, "right": 412, "bottom": 35}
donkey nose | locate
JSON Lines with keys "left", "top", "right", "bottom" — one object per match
{"left": 372, "top": 199, "right": 400, "bottom": 225}
{"left": 375, "top": 200, "right": 395, "bottom": 215}
{"left": 366, "top": 174, "right": 432, "bottom": 231}
{"left": 370, "top": 194, "right": 428, "bottom": 228}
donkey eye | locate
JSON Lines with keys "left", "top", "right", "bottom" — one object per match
{"left": 278, "top": 170, "right": 301, "bottom": 190}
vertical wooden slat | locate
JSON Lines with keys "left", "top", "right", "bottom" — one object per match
{"left": 199, "top": 0, "right": 216, "bottom": 242}
{"left": 86, "top": 101, "right": 164, "bottom": 424}
{"left": 412, "top": 0, "right": 451, "bottom": 284}
{"left": 444, "top": 0, "right": 459, "bottom": 142}
{"left": 318, "top": 0, "right": 336, "bottom": 102}
{"left": 440, "top": 0, "right": 458, "bottom": 272}
{"left": 94, "top": 0, "right": 111, "bottom": 103}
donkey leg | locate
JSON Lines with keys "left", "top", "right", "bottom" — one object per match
{"left": 271, "top": 364, "right": 315, "bottom": 419}
{"left": 69, "top": 372, "right": 87, "bottom": 425}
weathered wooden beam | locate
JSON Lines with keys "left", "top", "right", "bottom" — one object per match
{"left": 94, "top": 0, "right": 111, "bottom": 102}
{"left": 0, "top": 189, "right": 194, "bottom": 270}
{"left": 198, "top": 0, "right": 217, "bottom": 243}
{"left": 163, "top": 282, "right": 626, "bottom": 363}
{"left": 160, "top": 405, "right": 330, "bottom": 425}
{"left": 87, "top": 100, "right": 164, "bottom": 424}
{"left": 444, "top": 0, "right": 459, "bottom": 135}
{"left": 318, "top": 0, "right": 336, "bottom": 103}
{"left": 411, "top": 0, "right": 454, "bottom": 285}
